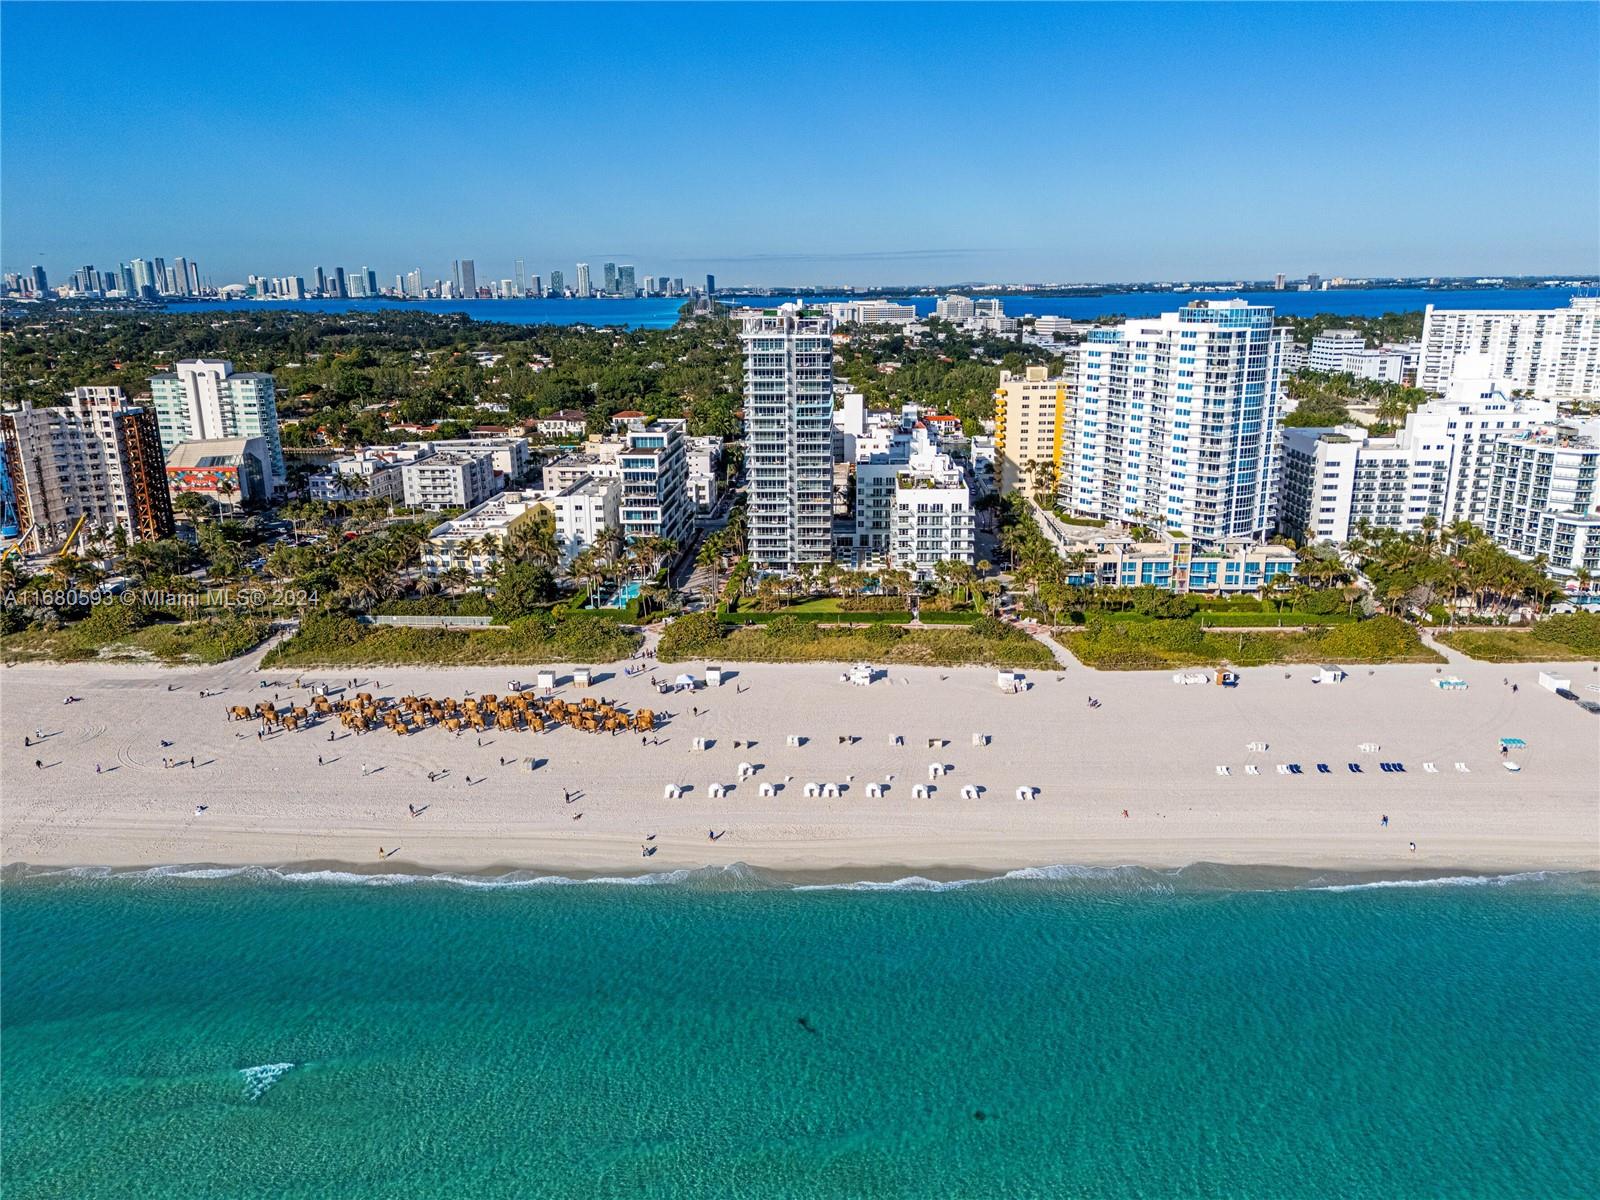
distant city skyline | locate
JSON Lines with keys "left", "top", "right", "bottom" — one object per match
{"left": 2, "top": 3, "right": 1596, "bottom": 285}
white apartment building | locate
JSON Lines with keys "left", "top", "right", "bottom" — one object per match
{"left": 1418, "top": 297, "right": 1600, "bottom": 399}
{"left": 1066, "top": 300, "right": 1291, "bottom": 546}
{"left": 740, "top": 304, "right": 835, "bottom": 572}
{"left": 890, "top": 455, "right": 974, "bottom": 580}
{"left": 421, "top": 490, "right": 546, "bottom": 579}
{"left": 1484, "top": 421, "right": 1600, "bottom": 579}
{"left": 618, "top": 424, "right": 691, "bottom": 546}
{"left": 826, "top": 300, "right": 917, "bottom": 326}
{"left": 148, "top": 359, "right": 285, "bottom": 487}
{"left": 969, "top": 298, "right": 1017, "bottom": 334}
{"left": 686, "top": 435, "right": 722, "bottom": 512}
{"left": 550, "top": 477, "right": 621, "bottom": 564}
{"left": 1308, "top": 329, "right": 1419, "bottom": 384}
{"left": 993, "top": 366, "right": 1065, "bottom": 496}
{"left": 308, "top": 445, "right": 434, "bottom": 503}
{"left": 934, "top": 294, "right": 975, "bottom": 322}
{"left": 543, "top": 448, "right": 623, "bottom": 493}
{"left": 401, "top": 449, "right": 500, "bottom": 510}
{"left": 1278, "top": 367, "right": 1557, "bottom": 543}
{"left": 404, "top": 437, "right": 528, "bottom": 484}
{"left": 0, "top": 389, "right": 175, "bottom": 552}
{"left": 1308, "top": 330, "right": 1366, "bottom": 373}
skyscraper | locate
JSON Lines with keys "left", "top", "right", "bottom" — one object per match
{"left": 739, "top": 303, "right": 835, "bottom": 572}
{"left": 460, "top": 259, "right": 477, "bottom": 297}
{"left": 1061, "top": 299, "right": 1289, "bottom": 545}
{"left": 119, "top": 264, "right": 136, "bottom": 296}
{"left": 364, "top": 267, "right": 379, "bottom": 297}
{"left": 314, "top": 266, "right": 328, "bottom": 297}
{"left": 1273, "top": 273, "right": 1286, "bottom": 291}
{"left": 616, "top": 265, "right": 636, "bottom": 297}
{"left": 405, "top": 269, "right": 422, "bottom": 297}
{"left": 130, "top": 259, "right": 155, "bottom": 297}
{"left": 29, "top": 265, "right": 48, "bottom": 295}
{"left": 705, "top": 274, "right": 716, "bottom": 295}
{"left": 186, "top": 260, "right": 201, "bottom": 295}
{"left": 529, "top": 274, "right": 543, "bottom": 298}
{"left": 0, "top": 388, "right": 175, "bottom": 553}
{"left": 148, "top": 359, "right": 286, "bottom": 487}
{"left": 153, "top": 258, "right": 168, "bottom": 295}
{"left": 549, "top": 270, "right": 565, "bottom": 294}
{"left": 575, "top": 263, "right": 592, "bottom": 298}
{"left": 333, "top": 267, "right": 349, "bottom": 299}
{"left": 514, "top": 259, "right": 525, "bottom": 296}
{"left": 603, "top": 262, "right": 617, "bottom": 293}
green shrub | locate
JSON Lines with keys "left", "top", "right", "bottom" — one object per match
{"left": 1534, "top": 613, "right": 1600, "bottom": 655}
{"left": 74, "top": 600, "right": 155, "bottom": 643}
{"left": 970, "top": 615, "right": 1008, "bottom": 639}
{"left": 659, "top": 611, "right": 723, "bottom": 659}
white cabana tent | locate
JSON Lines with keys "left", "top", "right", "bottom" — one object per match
{"left": 674, "top": 673, "right": 697, "bottom": 692}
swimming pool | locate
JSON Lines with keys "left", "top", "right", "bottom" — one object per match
{"left": 590, "top": 581, "right": 642, "bottom": 609}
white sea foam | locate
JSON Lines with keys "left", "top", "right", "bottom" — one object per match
{"left": 12, "top": 862, "right": 1586, "bottom": 895}
{"left": 240, "top": 1062, "right": 295, "bottom": 1100}
{"left": 1307, "top": 871, "right": 1555, "bottom": 893}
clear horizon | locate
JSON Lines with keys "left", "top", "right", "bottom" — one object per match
{"left": 3, "top": 1, "right": 1597, "bottom": 287}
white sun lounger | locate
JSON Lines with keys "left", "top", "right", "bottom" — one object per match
{"left": 1455, "top": 762, "right": 1470, "bottom": 773}
{"left": 1247, "top": 741, "right": 1269, "bottom": 752}
{"left": 1216, "top": 765, "right": 1231, "bottom": 776}
{"left": 1275, "top": 764, "right": 1290, "bottom": 775}
{"left": 1245, "top": 764, "right": 1260, "bottom": 776}
{"left": 787, "top": 735, "right": 804, "bottom": 747}
{"left": 1423, "top": 763, "right": 1438, "bottom": 774}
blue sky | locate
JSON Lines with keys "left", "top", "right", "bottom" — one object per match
{"left": 3, "top": 2, "right": 1596, "bottom": 287}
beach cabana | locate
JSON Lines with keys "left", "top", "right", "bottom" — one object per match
{"left": 960, "top": 785, "right": 979, "bottom": 800}
{"left": 759, "top": 781, "right": 776, "bottom": 796}
{"left": 536, "top": 670, "right": 556, "bottom": 691}
{"left": 787, "top": 734, "right": 804, "bottom": 747}
{"left": 737, "top": 761, "right": 755, "bottom": 779}
{"left": 866, "top": 782, "right": 884, "bottom": 798}
{"left": 707, "top": 666, "right": 724, "bottom": 687}
{"left": 911, "top": 784, "right": 929, "bottom": 799}
{"left": 996, "top": 671, "right": 1024, "bottom": 693}
{"left": 972, "top": 733, "right": 989, "bottom": 747}
{"left": 1312, "top": 665, "right": 1346, "bottom": 685}
{"left": 1015, "top": 786, "right": 1035, "bottom": 800}
{"left": 663, "top": 784, "right": 682, "bottom": 799}
{"left": 674, "top": 673, "right": 697, "bottom": 692}
{"left": 847, "top": 663, "right": 875, "bottom": 687}
{"left": 573, "top": 668, "right": 592, "bottom": 688}
{"left": 708, "top": 782, "right": 727, "bottom": 798}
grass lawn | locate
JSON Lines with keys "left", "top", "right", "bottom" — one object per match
{"left": 262, "top": 611, "right": 641, "bottom": 668}
{"left": 1435, "top": 628, "right": 1600, "bottom": 663}
{"left": 1057, "top": 616, "right": 1442, "bottom": 671}
{"left": 661, "top": 623, "right": 1054, "bottom": 669}
{"left": 1, "top": 614, "right": 273, "bottom": 666}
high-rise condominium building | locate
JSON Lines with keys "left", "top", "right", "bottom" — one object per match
{"left": 549, "top": 269, "right": 565, "bottom": 295}
{"left": 313, "top": 266, "right": 327, "bottom": 297}
{"left": 740, "top": 303, "right": 835, "bottom": 571}
{"left": 603, "top": 263, "right": 617, "bottom": 293}
{"left": 333, "top": 267, "right": 348, "bottom": 299}
{"left": 616, "top": 265, "right": 636, "bottom": 297}
{"left": 148, "top": 360, "right": 285, "bottom": 487}
{"left": 575, "top": 263, "right": 592, "bottom": 298}
{"left": 0, "top": 388, "right": 175, "bottom": 553}
{"left": 1483, "top": 421, "right": 1600, "bottom": 579}
{"left": 1417, "top": 297, "right": 1600, "bottom": 399}
{"left": 187, "top": 260, "right": 201, "bottom": 296}
{"left": 30, "top": 265, "right": 49, "bottom": 295}
{"left": 705, "top": 274, "right": 716, "bottom": 295}
{"left": 1061, "top": 300, "right": 1290, "bottom": 546}
{"left": 528, "top": 274, "right": 543, "bottom": 298}
{"left": 617, "top": 421, "right": 691, "bottom": 546}
{"left": 993, "top": 366, "right": 1065, "bottom": 498}
{"left": 460, "top": 260, "right": 477, "bottom": 298}
{"left": 153, "top": 258, "right": 168, "bottom": 295}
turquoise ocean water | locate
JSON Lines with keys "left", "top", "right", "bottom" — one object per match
{"left": 3, "top": 864, "right": 1596, "bottom": 1199}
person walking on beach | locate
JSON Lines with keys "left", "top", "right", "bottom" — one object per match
{"left": 1381, "top": 814, "right": 1389, "bottom": 827}
{"left": 35, "top": 759, "right": 42, "bottom": 770}
{"left": 318, "top": 755, "right": 324, "bottom": 767}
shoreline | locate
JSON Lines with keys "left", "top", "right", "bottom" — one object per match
{"left": 7, "top": 859, "right": 1594, "bottom": 892}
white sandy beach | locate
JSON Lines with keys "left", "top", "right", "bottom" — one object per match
{"left": 3, "top": 643, "right": 1597, "bottom": 878}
